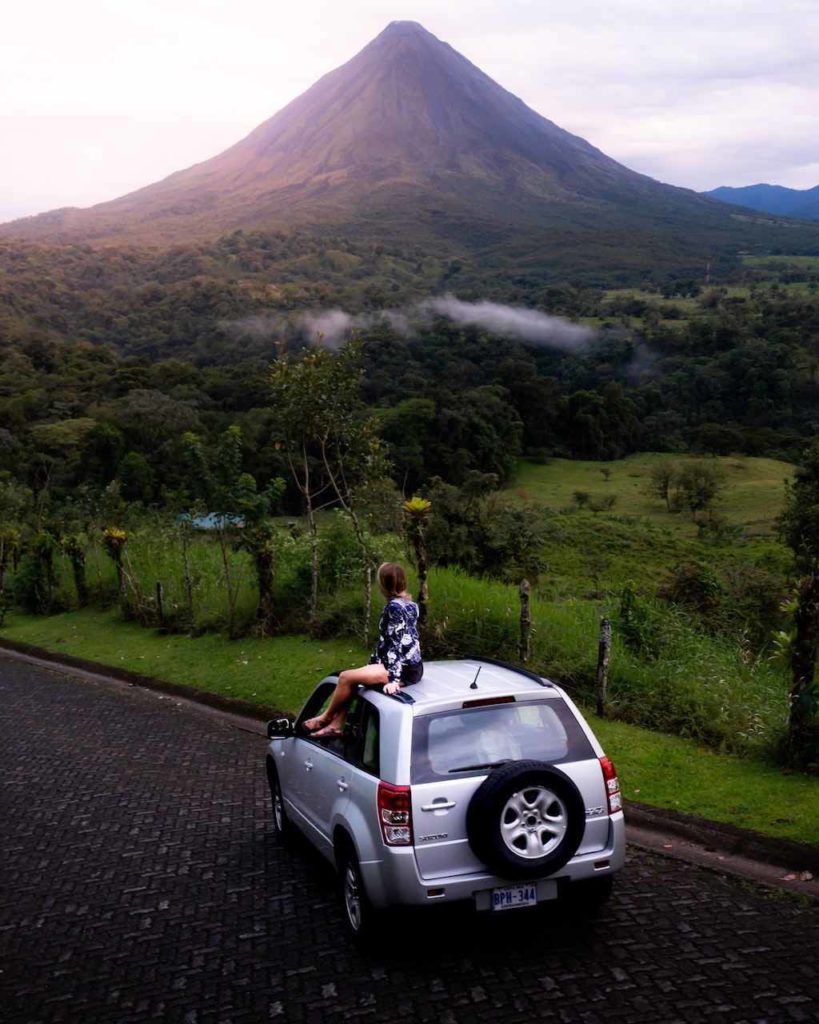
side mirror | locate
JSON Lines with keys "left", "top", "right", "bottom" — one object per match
{"left": 267, "top": 717, "right": 294, "bottom": 739}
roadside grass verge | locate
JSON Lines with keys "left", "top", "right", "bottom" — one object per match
{"left": 0, "top": 608, "right": 368, "bottom": 713}
{"left": 593, "top": 717, "right": 819, "bottom": 847}
{"left": 2, "top": 607, "right": 815, "bottom": 847}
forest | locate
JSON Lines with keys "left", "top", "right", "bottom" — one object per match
{"left": 2, "top": 237, "right": 819, "bottom": 772}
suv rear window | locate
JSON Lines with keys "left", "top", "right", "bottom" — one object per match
{"left": 410, "top": 699, "right": 594, "bottom": 784}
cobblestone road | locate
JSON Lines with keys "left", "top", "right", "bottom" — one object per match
{"left": 1, "top": 653, "right": 818, "bottom": 1024}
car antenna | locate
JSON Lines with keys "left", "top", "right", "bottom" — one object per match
{"left": 469, "top": 666, "right": 481, "bottom": 690}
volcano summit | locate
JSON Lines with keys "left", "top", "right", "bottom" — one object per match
{"left": 2, "top": 21, "right": 815, "bottom": 269}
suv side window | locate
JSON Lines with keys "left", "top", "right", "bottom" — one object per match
{"left": 344, "top": 702, "right": 380, "bottom": 777}
{"left": 297, "top": 682, "right": 377, "bottom": 770}
{"left": 296, "top": 682, "right": 336, "bottom": 731}
{"left": 296, "top": 682, "right": 347, "bottom": 757}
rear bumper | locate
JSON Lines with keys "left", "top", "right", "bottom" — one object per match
{"left": 362, "top": 811, "right": 626, "bottom": 909}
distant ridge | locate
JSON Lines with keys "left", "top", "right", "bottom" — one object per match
{"left": 2, "top": 20, "right": 818, "bottom": 271}
{"left": 704, "top": 183, "right": 819, "bottom": 222}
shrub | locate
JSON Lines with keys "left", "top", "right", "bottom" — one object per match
{"left": 617, "top": 585, "right": 668, "bottom": 659}
{"left": 658, "top": 562, "right": 722, "bottom": 619}
{"left": 572, "top": 490, "right": 590, "bottom": 509}
{"left": 13, "top": 543, "right": 62, "bottom": 615}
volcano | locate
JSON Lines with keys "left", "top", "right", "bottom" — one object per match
{"left": 2, "top": 21, "right": 814, "bottom": 264}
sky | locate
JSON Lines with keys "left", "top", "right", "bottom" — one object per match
{"left": 2, "top": 0, "right": 818, "bottom": 223}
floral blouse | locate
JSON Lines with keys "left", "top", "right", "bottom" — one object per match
{"left": 370, "top": 598, "right": 422, "bottom": 685}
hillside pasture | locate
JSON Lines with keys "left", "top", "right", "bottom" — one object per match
{"left": 505, "top": 454, "right": 793, "bottom": 536}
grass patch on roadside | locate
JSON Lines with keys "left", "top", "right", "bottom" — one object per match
{"left": 0, "top": 608, "right": 368, "bottom": 714}
{"left": 592, "top": 716, "right": 818, "bottom": 846}
{"left": 2, "top": 607, "right": 816, "bottom": 846}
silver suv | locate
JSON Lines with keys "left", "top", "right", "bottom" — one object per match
{"left": 266, "top": 659, "right": 625, "bottom": 936}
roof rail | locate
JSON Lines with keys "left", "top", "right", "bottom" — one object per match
{"left": 466, "top": 656, "right": 553, "bottom": 688}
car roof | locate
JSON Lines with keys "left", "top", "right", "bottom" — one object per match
{"left": 362, "top": 659, "right": 558, "bottom": 714}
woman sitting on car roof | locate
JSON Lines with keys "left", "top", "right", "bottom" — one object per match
{"left": 305, "top": 562, "right": 423, "bottom": 738}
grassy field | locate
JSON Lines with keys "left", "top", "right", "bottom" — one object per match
{"left": 741, "top": 254, "right": 819, "bottom": 269}
{"left": 2, "top": 606, "right": 815, "bottom": 845}
{"left": 504, "top": 453, "right": 793, "bottom": 536}
{"left": 601, "top": 288, "right": 701, "bottom": 313}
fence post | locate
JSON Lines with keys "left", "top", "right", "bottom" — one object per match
{"left": 156, "top": 581, "right": 165, "bottom": 627}
{"left": 596, "top": 617, "right": 612, "bottom": 717}
{"left": 519, "top": 579, "right": 531, "bottom": 663}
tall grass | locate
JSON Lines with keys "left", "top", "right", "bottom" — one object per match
{"left": 49, "top": 527, "right": 258, "bottom": 633}
{"left": 422, "top": 566, "right": 787, "bottom": 756}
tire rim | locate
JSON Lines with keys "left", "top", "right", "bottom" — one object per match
{"left": 500, "top": 785, "right": 568, "bottom": 859}
{"left": 344, "top": 862, "right": 362, "bottom": 932}
{"left": 273, "top": 783, "right": 284, "bottom": 832}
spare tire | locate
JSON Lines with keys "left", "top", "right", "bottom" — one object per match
{"left": 466, "top": 760, "right": 586, "bottom": 880}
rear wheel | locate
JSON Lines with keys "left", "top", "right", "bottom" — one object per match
{"left": 337, "top": 844, "right": 380, "bottom": 942}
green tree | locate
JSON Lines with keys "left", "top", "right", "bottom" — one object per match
{"left": 270, "top": 350, "right": 333, "bottom": 624}
{"left": 780, "top": 441, "right": 819, "bottom": 573}
{"left": 118, "top": 451, "right": 155, "bottom": 504}
{"left": 179, "top": 431, "right": 213, "bottom": 505}
{"left": 778, "top": 441, "right": 819, "bottom": 767}
{"left": 236, "top": 474, "right": 286, "bottom": 636}
{"left": 270, "top": 341, "right": 384, "bottom": 633}
{"left": 210, "top": 425, "right": 248, "bottom": 638}
{"left": 62, "top": 533, "right": 89, "bottom": 607}
{"left": 675, "top": 462, "right": 725, "bottom": 520}
{"left": 648, "top": 461, "right": 677, "bottom": 512}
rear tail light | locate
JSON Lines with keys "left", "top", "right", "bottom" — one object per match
{"left": 599, "top": 756, "right": 622, "bottom": 814}
{"left": 377, "top": 781, "right": 413, "bottom": 846}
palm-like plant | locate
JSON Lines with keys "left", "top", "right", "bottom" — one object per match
{"left": 402, "top": 497, "right": 432, "bottom": 624}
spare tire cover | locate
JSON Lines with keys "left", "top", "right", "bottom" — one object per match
{"left": 466, "top": 760, "right": 586, "bottom": 880}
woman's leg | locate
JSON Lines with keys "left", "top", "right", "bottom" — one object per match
{"left": 304, "top": 663, "right": 389, "bottom": 735}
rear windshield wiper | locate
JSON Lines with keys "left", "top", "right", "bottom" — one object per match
{"left": 447, "top": 760, "right": 510, "bottom": 773}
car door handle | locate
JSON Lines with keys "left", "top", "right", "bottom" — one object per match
{"left": 303, "top": 760, "right": 313, "bottom": 771}
{"left": 421, "top": 800, "right": 456, "bottom": 811}
{"left": 337, "top": 778, "right": 349, "bottom": 792}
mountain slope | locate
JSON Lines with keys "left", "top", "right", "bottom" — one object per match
{"left": 704, "top": 183, "right": 819, "bottom": 222}
{"left": 2, "top": 20, "right": 818, "bottom": 270}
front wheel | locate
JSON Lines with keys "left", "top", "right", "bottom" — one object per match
{"left": 267, "top": 760, "right": 291, "bottom": 841}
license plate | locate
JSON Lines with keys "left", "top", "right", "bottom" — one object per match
{"left": 491, "top": 884, "right": 538, "bottom": 911}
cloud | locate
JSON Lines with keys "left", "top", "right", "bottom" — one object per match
{"left": 301, "top": 309, "right": 355, "bottom": 346}
{"left": 222, "top": 298, "right": 597, "bottom": 351}
{"left": 419, "top": 296, "right": 596, "bottom": 349}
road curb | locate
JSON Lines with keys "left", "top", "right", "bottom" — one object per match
{"left": 0, "top": 636, "right": 284, "bottom": 723}
{"left": 625, "top": 799, "right": 819, "bottom": 875}
{"left": 1, "top": 635, "right": 816, "bottom": 890}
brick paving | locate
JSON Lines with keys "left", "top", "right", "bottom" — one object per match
{"left": 1, "top": 653, "right": 818, "bottom": 1024}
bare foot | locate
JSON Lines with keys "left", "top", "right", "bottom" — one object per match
{"left": 384, "top": 681, "right": 402, "bottom": 696}
{"left": 304, "top": 715, "right": 329, "bottom": 732}
{"left": 313, "top": 723, "right": 344, "bottom": 738}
